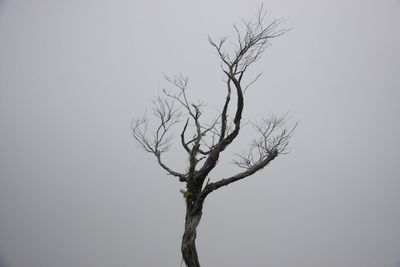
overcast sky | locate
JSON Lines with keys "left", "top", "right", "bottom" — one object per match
{"left": 1, "top": 1, "right": 400, "bottom": 266}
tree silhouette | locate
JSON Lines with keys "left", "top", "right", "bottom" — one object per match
{"left": 132, "top": 6, "right": 296, "bottom": 267}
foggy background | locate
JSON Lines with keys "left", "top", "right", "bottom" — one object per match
{"left": 1, "top": 0, "right": 399, "bottom": 266}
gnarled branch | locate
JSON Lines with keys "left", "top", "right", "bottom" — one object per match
{"left": 200, "top": 149, "right": 279, "bottom": 200}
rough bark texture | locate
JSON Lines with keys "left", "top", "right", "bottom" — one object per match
{"left": 181, "top": 200, "right": 203, "bottom": 267}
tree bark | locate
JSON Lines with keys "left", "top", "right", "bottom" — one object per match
{"left": 181, "top": 199, "right": 203, "bottom": 267}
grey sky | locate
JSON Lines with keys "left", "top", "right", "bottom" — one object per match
{"left": 1, "top": 0, "right": 399, "bottom": 266}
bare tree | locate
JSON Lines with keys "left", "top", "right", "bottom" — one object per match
{"left": 132, "top": 6, "right": 296, "bottom": 267}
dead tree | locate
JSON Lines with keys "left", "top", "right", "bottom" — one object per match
{"left": 132, "top": 6, "right": 296, "bottom": 267}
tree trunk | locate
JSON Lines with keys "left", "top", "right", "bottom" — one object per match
{"left": 181, "top": 200, "right": 203, "bottom": 267}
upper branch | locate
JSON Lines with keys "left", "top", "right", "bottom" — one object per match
{"left": 196, "top": 7, "right": 287, "bottom": 179}
{"left": 209, "top": 5, "right": 288, "bottom": 77}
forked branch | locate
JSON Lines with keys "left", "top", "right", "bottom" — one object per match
{"left": 200, "top": 114, "right": 297, "bottom": 198}
{"left": 131, "top": 94, "right": 186, "bottom": 182}
{"left": 233, "top": 114, "right": 297, "bottom": 169}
